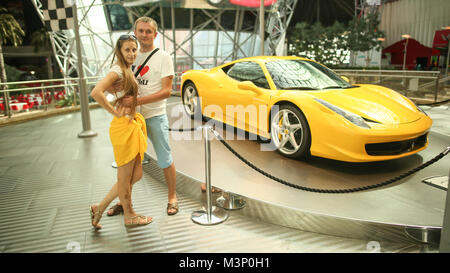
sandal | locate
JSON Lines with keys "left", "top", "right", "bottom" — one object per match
{"left": 124, "top": 215, "right": 153, "bottom": 228}
{"left": 107, "top": 203, "right": 123, "bottom": 216}
{"left": 90, "top": 205, "right": 103, "bottom": 229}
{"left": 167, "top": 202, "right": 179, "bottom": 216}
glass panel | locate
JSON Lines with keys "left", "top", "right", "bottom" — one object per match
{"left": 227, "top": 62, "right": 269, "bottom": 89}
{"left": 265, "top": 60, "right": 352, "bottom": 90}
{"left": 105, "top": 4, "right": 132, "bottom": 31}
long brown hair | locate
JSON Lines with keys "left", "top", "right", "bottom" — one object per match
{"left": 111, "top": 36, "right": 138, "bottom": 116}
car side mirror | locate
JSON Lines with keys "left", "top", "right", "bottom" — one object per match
{"left": 341, "top": 76, "right": 350, "bottom": 83}
{"left": 238, "top": 81, "right": 261, "bottom": 94}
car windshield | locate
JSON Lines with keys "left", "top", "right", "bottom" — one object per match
{"left": 265, "top": 59, "right": 353, "bottom": 90}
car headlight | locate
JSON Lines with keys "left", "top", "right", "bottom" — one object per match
{"left": 315, "top": 98, "right": 371, "bottom": 129}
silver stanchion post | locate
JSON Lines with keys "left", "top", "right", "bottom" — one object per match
{"left": 210, "top": 129, "right": 246, "bottom": 210}
{"left": 191, "top": 126, "right": 228, "bottom": 225}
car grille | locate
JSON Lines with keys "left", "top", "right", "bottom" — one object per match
{"left": 365, "top": 133, "right": 428, "bottom": 156}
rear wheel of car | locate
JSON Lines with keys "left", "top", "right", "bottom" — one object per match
{"left": 270, "top": 104, "right": 311, "bottom": 159}
{"left": 182, "top": 82, "right": 201, "bottom": 120}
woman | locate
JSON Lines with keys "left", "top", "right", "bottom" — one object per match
{"left": 89, "top": 34, "right": 152, "bottom": 228}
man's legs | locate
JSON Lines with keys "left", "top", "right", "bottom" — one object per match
{"left": 164, "top": 162, "right": 177, "bottom": 208}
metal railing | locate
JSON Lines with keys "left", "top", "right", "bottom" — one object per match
{"left": 0, "top": 76, "right": 101, "bottom": 118}
{"left": 334, "top": 69, "right": 448, "bottom": 103}
{"left": 2, "top": 69, "right": 448, "bottom": 118}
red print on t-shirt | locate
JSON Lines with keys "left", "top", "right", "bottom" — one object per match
{"left": 137, "top": 65, "right": 149, "bottom": 77}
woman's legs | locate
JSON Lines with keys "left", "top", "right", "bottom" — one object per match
{"left": 106, "top": 155, "right": 142, "bottom": 215}
{"left": 129, "top": 155, "right": 142, "bottom": 200}
{"left": 91, "top": 155, "right": 149, "bottom": 227}
{"left": 120, "top": 155, "right": 151, "bottom": 225}
{"left": 117, "top": 157, "right": 136, "bottom": 218}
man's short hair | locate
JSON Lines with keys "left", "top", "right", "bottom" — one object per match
{"left": 134, "top": 17, "right": 158, "bottom": 32}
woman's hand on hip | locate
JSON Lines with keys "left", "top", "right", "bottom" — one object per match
{"left": 113, "top": 105, "right": 126, "bottom": 118}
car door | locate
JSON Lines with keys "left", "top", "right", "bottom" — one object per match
{"left": 221, "top": 61, "right": 272, "bottom": 137}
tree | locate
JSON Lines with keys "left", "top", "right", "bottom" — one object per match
{"left": 287, "top": 21, "right": 349, "bottom": 66}
{"left": 287, "top": 10, "right": 385, "bottom": 68}
{"left": 347, "top": 11, "right": 385, "bottom": 66}
{"left": 31, "top": 28, "right": 51, "bottom": 53}
{"left": 0, "top": 6, "right": 25, "bottom": 117}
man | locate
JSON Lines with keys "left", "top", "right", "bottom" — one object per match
{"left": 120, "top": 17, "right": 178, "bottom": 215}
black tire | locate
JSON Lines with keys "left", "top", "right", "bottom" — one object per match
{"left": 270, "top": 104, "right": 311, "bottom": 159}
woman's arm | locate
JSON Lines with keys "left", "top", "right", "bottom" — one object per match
{"left": 121, "top": 75, "right": 173, "bottom": 107}
{"left": 91, "top": 72, "right": 124, "bottom": 117}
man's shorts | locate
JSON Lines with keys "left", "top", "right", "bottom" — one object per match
{"left": 145, "top": 114, "right": 173, "bottom": 169}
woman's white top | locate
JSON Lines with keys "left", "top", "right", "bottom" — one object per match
{"left": 108, "top": 64, "right": 126, "bottom": 102}
{"left": 108, "top": 64, "right": 133, "bottom": 118}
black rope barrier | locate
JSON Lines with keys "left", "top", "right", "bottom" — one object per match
{"left": 168, "top": 126, "right": 449, "bottom": 194}
{"left": 168, "top": 127, "right": 198, "bottom": 132}
{"left": 212, "top": 131, "right": 449, "bottom": 194}
{"left": 418, "top": 99, "right": 450, "bottom": 106}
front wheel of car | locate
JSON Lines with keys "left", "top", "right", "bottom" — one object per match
{"left": 270, "top": 104, "right": 311, "bottom": 159}
{"left": 182, "top": 82, "right": 201, "bottom": 120}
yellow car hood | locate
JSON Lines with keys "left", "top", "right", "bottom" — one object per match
{"left": 309, "top": 84, "right": 421, "bottom": 125}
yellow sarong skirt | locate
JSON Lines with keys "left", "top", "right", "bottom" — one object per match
{"left": 109, "top": 113, "right": 148, "bottom": 167}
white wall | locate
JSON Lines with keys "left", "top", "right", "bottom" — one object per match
{"left": 379, "top": 0, "right": 450, "bottom": 48}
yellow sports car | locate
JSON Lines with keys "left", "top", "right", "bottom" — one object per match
{"left": 181, "top": 56, "right": 432, "bottom": 162}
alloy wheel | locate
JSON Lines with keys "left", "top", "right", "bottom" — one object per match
{"left": 270, "top": 108, "right": 305, "bottom": 155}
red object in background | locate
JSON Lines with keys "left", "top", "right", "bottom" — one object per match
{"left": 433, "top": 29, "right": 450, "bottom": 49}
{"left": 430, "top": 29, "right": 450, "bottom": 67}
{"left": 0, "top": 103, "right": 4, "bottom": 111}
{"left": 382, "top": 38, "right": 433, "bottom": 70}
{"left": 230, "top": 0, "right": 276, "bottom": 8}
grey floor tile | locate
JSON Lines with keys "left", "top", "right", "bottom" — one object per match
{"left": 1, "top": 105, "right": 447, "bottom": 253}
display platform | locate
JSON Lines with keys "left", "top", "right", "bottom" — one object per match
{"left": 144, "top": 103, "right": 450, "bottom": 244}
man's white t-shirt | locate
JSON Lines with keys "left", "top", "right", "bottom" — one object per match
{"left": 132, "top": 48, "right": 174, "bottom": 119}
